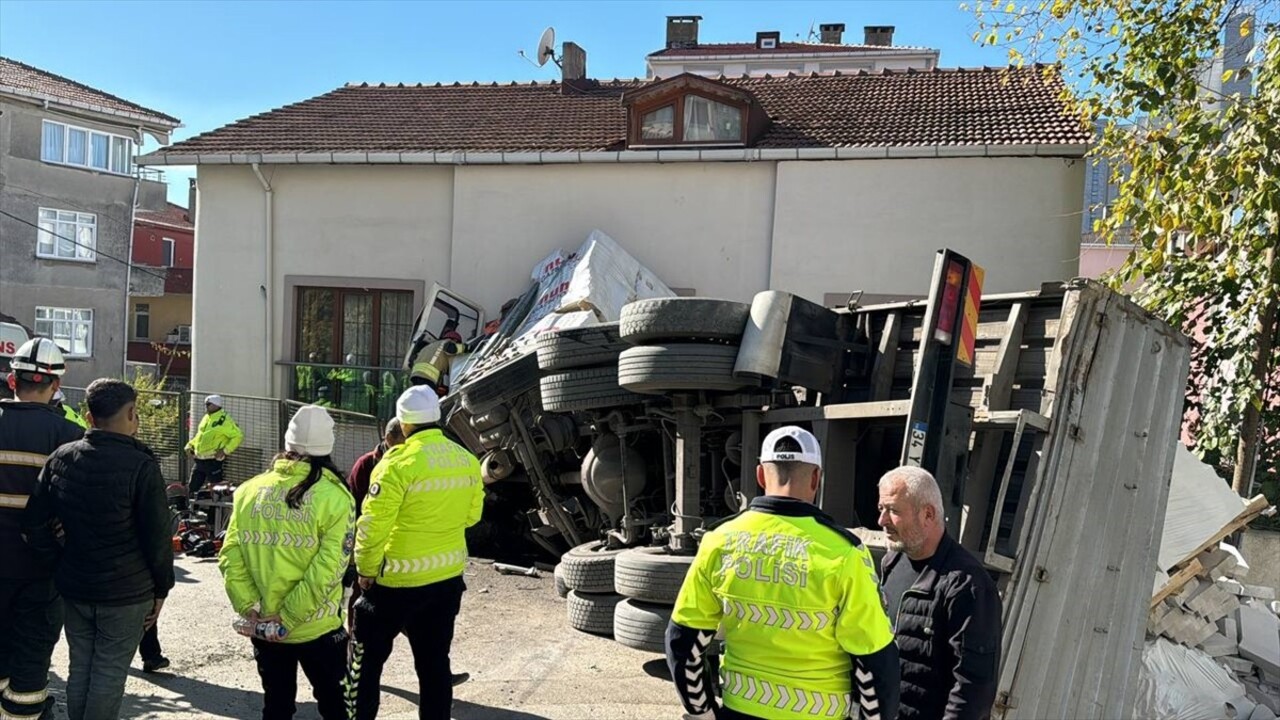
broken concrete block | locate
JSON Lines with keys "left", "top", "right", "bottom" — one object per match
{"left": 1223, "top": 542, "right": 1251, "bottom": 579}
{"left": 1190, "top": 584, "right": 1240, "bottom": 620}
{"left": 1241, "top": 585, "right": 1278, "bottom": 601}
{"left": 1222, "top": 579, "right": 1248, "bottom": 595}
{"left": 1219, "top": 655, "right": 1256, "bottom": 674}
{"left": 1252, "top": 703, "right": 1278, "bottom": 720}
{"left": 1220, "top": 616, "right": 1241, "bottom": 642}
{"left": 1238, "top": 603, "right": 1280, "bottom": 678}
{"left": 1200, "top": 547, "right": 1240, "bottom": 577}
{"left": 1200, "top": 631, "right": 1239, "bottom": 657}
{"left": 1272, "top": 601, "right": 1280, "bottom": 618}
{"left": 1245, "top": 679, "right": 1280, "bottom": 714}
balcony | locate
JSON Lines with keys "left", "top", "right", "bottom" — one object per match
{"left": 282, "top": 361, "right": 411, "bottom": 421}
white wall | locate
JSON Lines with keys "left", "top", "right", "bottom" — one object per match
{"left": 449, "top": 163, "right": 777, "bottom": 313}
{"left": 770, "top": 157, "right": 1085, "bottom": 303}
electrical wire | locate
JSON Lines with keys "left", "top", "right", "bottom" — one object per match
{"left": 0, "top": 209, "right": 167, "bottom": 280}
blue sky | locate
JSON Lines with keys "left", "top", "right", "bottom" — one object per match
{"left": 0, "top": 0, "right": 1006, "bottom": 205}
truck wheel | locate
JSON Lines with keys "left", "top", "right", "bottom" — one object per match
{"left": 567, "top": 591, "right": 623, "bottom": 636}
{"left": 559, "top": 540, "right": 624, "bottom": 593}
{"left": 537, "top": 323, "right": 628, "bottom": 372}
{"left": 459, "top": 353, "right": 540, "bottom": 412}
{"left": 614, "top": 547, "right": 695, "bottom": 604}
{"left": 614, "top": 599, "right": 672, "bottom": 653}
{"left": 618, "top": 344, "right": 750, "bottom": 394}
{"left": 553, "top": 564, "right": 570, "bottom": 599}
{"left": 620, "top": 298, "right": 750, "bottom": 344}
{"left": 469, "top": 406, "right": 510, "bottom": 432}
{"left": 540, "top": 366, "right": 639, "bottom": 413}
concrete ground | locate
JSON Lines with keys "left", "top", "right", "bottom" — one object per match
{"left": 46, "top": 556, "right": 686, "bottom": 720}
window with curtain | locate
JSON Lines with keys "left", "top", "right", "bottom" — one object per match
{"left": 134, "top": 304, "right": 150, "bottom": 340}
{"left": 295, "top": 287, "right": 414, "bottom": 367}
{"left": 67, "top": 128, "right": 87, "bottom": 165}
{"left": 41, "top": 121, "right": 65, "bottom": 162}
{"left": 90, "top": 133, "right": 109, "bottom": 170}
{"left": 40, "top": 120, "right": 133, "bottom": 174}
{"left": 641, "top": 105, "right": 675, "bottom": 140}
{"left": 35, "top": 307, "right": 93, "bottom": 357}
{"left": 36, "top": 208, "right": 96, "bottom": 261}
{"left": 682, "top": 96, "right": 742, "bottom": 142}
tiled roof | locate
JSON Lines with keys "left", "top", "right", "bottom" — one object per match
{"left": 136, "top": 203, "right": 192, "bottom": 230}
{"left": 0, "top": 57, "right": 179, "bottom": 125}
{"left": 153, "top": 66, "right": 1089, "bottom": 156}
{"left": 648, "top": 42, "right": 935, "bottom": 57}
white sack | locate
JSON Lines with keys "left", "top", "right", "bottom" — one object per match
{"left": 1134, "top": 638, "right": 1248, "bottom": 720}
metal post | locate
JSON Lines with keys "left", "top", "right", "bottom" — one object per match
{"left": 672, "top": 394, "right": 702, "bottom": 552}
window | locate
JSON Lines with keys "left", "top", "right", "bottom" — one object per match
{"left": 167, "top": 325, "right": 192, "bottom": 344}
{"left": 760, "top": 37, "right": 778, "bottom": 49}
{"left": 134, "top": 304, "right": 150, "bottom": 340}
{"left": 36, "top": 208, "right": 96, "bottom": 261}
{"left": 40, "top": 120, "right": 133, "bottom": 174}
{"left": 35, "top": 307, "right": 93, "bottom": 358}
{"left": 627, "top": 88, "right": 753, "bottom": 147}
{"left": 162, "top": 238, "right": 175, "bottom": 267}
{"left": 641, "top": 105, "right": 675, "bottom": 140}
{"left": 295, "top": 287, "right": 414, "bottom": 368}
{"left": 683, "top": 96, "right": 742, "bottom": 142}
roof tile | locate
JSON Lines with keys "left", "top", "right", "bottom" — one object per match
{"left": 0, "top": 57, "right": 179, "bottom": 125}
{"left": 136, "top": 203, "right": 192, "bottom": 229}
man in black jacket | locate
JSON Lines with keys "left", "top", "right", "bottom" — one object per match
{"left": 877, "top": 466, "right": 1002, "bottom": 720}
{"left": 0, "top": 338, "right": 83, "bottom": 720}
{"left": 24, "top": 378, "right": 175, "bottom": 720}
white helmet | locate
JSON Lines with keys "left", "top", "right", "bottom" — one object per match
{"left": 9, "top": 338, "right": 66, "bottom": 378}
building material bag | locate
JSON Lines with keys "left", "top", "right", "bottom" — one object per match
{"left": 1135, "top": 638, "right": 1249, "bottom": 720}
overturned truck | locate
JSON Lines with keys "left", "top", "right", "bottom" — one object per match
{"left": 407, "top": 232, "right": 1191, "bottom": 719}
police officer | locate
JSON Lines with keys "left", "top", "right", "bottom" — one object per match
{"left": 51, "top": 389, "right": 88, "bottom": 429}
{"left": 666, "top": 427, "right": 900, "bottom": 720}
{"left": 0, "top": 338, "right": 83, "bottom": 720}
{"left": 351, "top": 386, "right": 484, "bottom": 720}
{"left": 184, "top": 394, "right": 243, "bottom": 509}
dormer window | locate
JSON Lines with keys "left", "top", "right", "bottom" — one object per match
{"left": 756, "top": 31, "right": 781, "bottom": 50}
{"left": 623, "top": 74, "right": 770, "bottom": 149}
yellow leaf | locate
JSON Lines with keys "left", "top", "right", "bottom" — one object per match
{"left": 1240, "top": 17, "right": 1252, "bottom": 37}
{"left": 985, "top": 31, "right": 998, "bottom": 45}
{"left": 1005, "top": 2, "right": 1016, "bottom": 11}
{"left": 1110, "top": 23, "right": 1120, "bottom": 36}
{"left": 1223, "top": 69, "right": 1235, "bottom": 83}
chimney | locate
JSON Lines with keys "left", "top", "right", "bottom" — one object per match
{"left": 666, "top": 15, "right": 701, "bottom": 49}
{"left": 863, "top": 25, "right": 895, "bottom": 46}
{"left": 187, "top": 178, "right": 197, "bottom": 225}
{"left": 561, "top": 42, "right": 587, "bottom": 82}
{"left": 819, "top": 23, "right": 845, "bottom": 44}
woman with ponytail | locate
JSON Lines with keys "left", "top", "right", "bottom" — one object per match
{"left": 218, "top": 405, "right": 356, "bottom": 720}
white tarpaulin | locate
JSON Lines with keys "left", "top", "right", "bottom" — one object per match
{"left": 1134, "top": 639, "right": 1250, "bottom": 720}
{"left": 1158, "top": 445, "right": 1248, "bottom": 572}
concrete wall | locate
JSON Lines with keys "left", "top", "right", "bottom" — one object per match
{"left": 1241, "top": 529, "right": 1280, "bottom": 592}
{"left": 128, "top": 294, "right": 191, "bottom": 342}
{"left": 190, "top": 155, "right": 1084, "bottom": 397}
{"left": 0, "top": 98, "right": 138, "bottom": 386}
{"left": 770, "top": 157, "right": 1085, "bottom": 302}
{"left": 650, "top": 55, "right": 936, "bottom": 79}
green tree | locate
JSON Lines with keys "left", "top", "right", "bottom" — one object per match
{"left": 969, "top": 0, "right": 1280, "bottom": 497}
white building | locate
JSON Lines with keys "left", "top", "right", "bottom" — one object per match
{"left": 140, "top": 55, "right": 1088, "bottom": 401}
{"left": 647, "top": 16, "right": 939, "bottom": 79}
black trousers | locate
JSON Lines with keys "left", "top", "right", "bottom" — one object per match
{"left": 138, "top": 624, "right": 162, "bottom": 663}
{"left": 189, "top": 458, "right": 224, "bottom": 498}
{"left": 352, "top": 576, "right": 464, "bottom": 720}
{"left": 0, "top": 577, "right": 62, "bottom": 719}
{"left": 251, "top": 627, "right": 348, "bottom": 720}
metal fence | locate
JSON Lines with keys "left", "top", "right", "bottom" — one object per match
{"left": 62, "top": 387, "right": 381, "bottom": 488}
{"left": 283, "top": 361, "right": 411, "bottom": 422}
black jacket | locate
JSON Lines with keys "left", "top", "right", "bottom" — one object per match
{"left": 0, "top": 400, "right": 83, "bottom": 579}
{"left": 881, "top": 533, "right": 1002, "bottom": 720}
{"left": 24, "top": 430, "right": 175, "bottom": 605}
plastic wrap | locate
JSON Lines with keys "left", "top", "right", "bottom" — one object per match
{"left": 1134, "top": 638, "right": 1249, "bottom": 719}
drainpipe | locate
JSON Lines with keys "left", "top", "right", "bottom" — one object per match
{"left": 123, "top": 141, "right": 142, "bottom": 379}
{"left": 251, "top": 163, "right": 275, "bottom": 396}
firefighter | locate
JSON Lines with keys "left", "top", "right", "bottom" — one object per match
{"left": 351, "top": 386, "right": 484, "bottom": 720}
{"left": 407, "top": 331, "right": 466, "bottom": 395}
{"left": 184, "top": 394, "right": 243, "bottom": 511}
{"left": 666, "top": 427, "right": 900, "bottom": 720}
{"left": 51, "top": 389, "right": 88, "bottom": 429}
{"left": 217, "top": 405, "right": 355, "bottom": 720}
{"left": 0, "top": 338, "right": 83, "bottom": 720}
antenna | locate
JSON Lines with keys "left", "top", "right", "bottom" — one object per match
{"left": 517, "top": 26, "right": 560, "bottom": 69}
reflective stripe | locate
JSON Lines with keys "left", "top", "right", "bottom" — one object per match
{"left": 406, "top": 476, "right": 474, "bottom": 493}
{"left": 1, "top": 710, "right": 43, "bottom": 720}
{"left": 720, "top": 598, "right": 833, "bottom": 631}
{"left": 384, "top": 550, "right": 466, "bottom": 575}
{"left": 305, "top": 598, "right": 344, "bottom": 623}
{"left": 0, "top": 494, "right": 29, "bottom": 510}
{"left": 2, "top": 686, "right": 48, "bottom": 704}
{"left": 721, "top": 669, "right": 849, "bottom": 718}
{"left": 238, "top": 530, "right": 319, "bottom": 549}
{"left": 0, "top": 678, "right": 7, "bottom": 691}
{"left": 0, "top": 451, "right": 46, "bottom": 468}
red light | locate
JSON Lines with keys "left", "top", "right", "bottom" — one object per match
{"left": 934, "top": 260, "right": 965, "bottom": 345}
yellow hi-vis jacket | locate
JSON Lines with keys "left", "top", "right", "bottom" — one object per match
{"left": 672, "top": 496, "right": 895, "bottom": 720}
{"left": 217, "top": 459, "right": 356, "bottom": 643}
{"left": 354, "top": 428, "right": 483, "bottom": 587}
{"left": 186, "top": 409, "right": 244, "bottom": 460}
{"left": 61, "top": 404, "right": 88, "bottom": 429}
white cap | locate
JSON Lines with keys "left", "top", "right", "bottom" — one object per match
{"left": 9, "top": 338, "right": 66, "bottom": 377}
{"left": 284, "top": 405, "right": 335, "bottom": 457}
{"left": 760, "top": 426, "right": 822, "bottom": 467}
{"left": 204, "top": 394, "right": 223, "bottom": 407}
{"left": 396, "top": 385, "right": 440, "bottom": 425}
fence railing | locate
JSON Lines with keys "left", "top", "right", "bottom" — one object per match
{"left": 61, "top": 387, "right": 381, "bottom": 489}
{"left": 281, "top": 361, "right": 410, "bottom": 422}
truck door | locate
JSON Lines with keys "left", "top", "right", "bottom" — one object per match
{"left": 403, "top": 284, "right": 485, "bottom": 369}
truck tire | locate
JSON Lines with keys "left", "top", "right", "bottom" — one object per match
{"left": 559, "top": 540, "right": 623, "bottom": 593}
{"left": 553, "top": 564, "right": 570, "bottom": 599}
{"left": 567, "top": 591, "right": 623, "bottom": 636}
{"left": 537, "top": 323, "right": 628, "bottom": 372}
{"left": 614, "top": 599, "right": 672, "bottom": 654}
{"left": 469, "top": 406, "right": 510, "bottom": 432}
{"left": 460, "top": 353, "right": 540, "bottom": 412}
{"left": 540, "top": 366, "right": 640, "bottom": 413}
{"left": 614, "top": 547, "right": 695, "bottom": 604}
{"left": 620, "top": 298, "right": 750, "bottom": 344}
{"left": 618, "top": 344, "right": 750, "bottom": 394}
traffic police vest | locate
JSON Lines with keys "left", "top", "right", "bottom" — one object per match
{"left": 672, "top": 496, "right": 894, "bottom": 720}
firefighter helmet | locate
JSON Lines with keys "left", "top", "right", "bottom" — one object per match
{"left": 9, "top": 337, "right": 66, "bottom": 379}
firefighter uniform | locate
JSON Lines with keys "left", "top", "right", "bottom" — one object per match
{"left": 351, "top": 386, "right": 483, "bottom": 720}
{"left": 184, "top": 396, "right": 243, "bottom": 504}
{"left": 408, "top": 338, "right": 465, "bottom": 392}
{"left": 0, "top": 339, "right": 83, "bottom": 720}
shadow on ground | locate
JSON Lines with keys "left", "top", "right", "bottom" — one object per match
{"left": 384, "top": 685, "right": 552, "bottom": 720}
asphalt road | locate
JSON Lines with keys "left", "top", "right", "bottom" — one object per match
{"left": 46, "top": 556, "right": 686, "bottom": 719}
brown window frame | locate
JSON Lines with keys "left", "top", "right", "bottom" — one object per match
{"left": 628, "top": 91, "right": 749, "bottom": 148}
{"left": 293, "top": 286, "right": 414, "bottom": 368}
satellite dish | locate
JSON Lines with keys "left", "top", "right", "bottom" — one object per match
{"left": 536, "top": 27, "right": 557, "bottom": 67}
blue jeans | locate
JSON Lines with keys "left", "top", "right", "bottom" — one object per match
{"left": 63, "top": 599, "right": 152, "bottom": 720}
